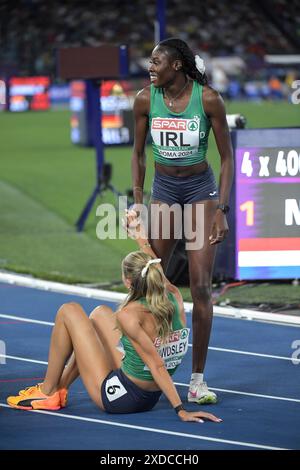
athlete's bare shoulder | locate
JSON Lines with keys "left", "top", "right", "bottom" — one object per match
{"left": 117, "top": 301, "right": 140, "bottom": 322}
{"left": 117, "top": 299, "right": 147, "bottom": 317}
{"left": 134, "top": 86, "right": 151, "bottom": 115}
{"left": 202, "top": 85, "right": 225, "bottom": 117}
{"left": 202, "top": 85, "right": 222, "bottom": 103}
{"left": 136, "top": 85, "right": 151, "bottom": 99}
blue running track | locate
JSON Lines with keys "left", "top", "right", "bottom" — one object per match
{"left": 0, "top": 282, "right": 300, "bottom": 450}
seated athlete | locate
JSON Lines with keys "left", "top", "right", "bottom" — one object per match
{"left": 7, "top": 211, "right": 221, "bottom": 423}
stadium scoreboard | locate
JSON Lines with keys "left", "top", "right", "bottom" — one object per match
{"left": 70, "top": 79, "right": 133, "bottom": 145}
{"left": 215, "top": 128, "right": 300, "bottom": 280}
{"left": 8, "top": 76, "right": 50, "bottom": 111}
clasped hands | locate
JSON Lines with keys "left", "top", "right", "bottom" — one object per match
{"left": 122, "top": 209, "right": 147, "bottom": 240}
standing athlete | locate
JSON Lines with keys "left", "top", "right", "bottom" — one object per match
{"left": 131, "top": 38, "right": 234, "bottom": 404}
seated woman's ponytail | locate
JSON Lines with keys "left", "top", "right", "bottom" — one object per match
{"left": 120, "top": 251, "right": 174, "bottom": 340}
{"left": 145, "top": 262, "right": 174, "bottom": 340}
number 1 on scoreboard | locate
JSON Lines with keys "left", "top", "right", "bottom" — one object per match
{"left": 240, "top": 201, "right": 254, "bottom": 226}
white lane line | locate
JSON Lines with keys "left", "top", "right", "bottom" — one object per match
{"left": 174, "top": 382, "right": 300, "bottom": 403}
{"left": 198, "top": 345, "right": 300, "bottom": 364}
{"left": 1, "top": 312, "right": 299, "bottom": 363}
{"left": 2, "top": 353, "right": 300, "bottom": 404}
{"left": 0, "top": 403, "right": 289, "bottom": 450}
{"left": 0, "top": 354, "right": 48, "bottom": 365}
{"left": 1, "top": 271, "right": 300, "bottom": 326}
{"left": 0, "top": 313, "right": 54, "bottom": 326}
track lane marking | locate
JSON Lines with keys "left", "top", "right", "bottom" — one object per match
{"left": 1, "top": 353, "right": 300, "bottom": 403}
{"left": 1, "top": 312, "right": 299, "bottom": 363}
{"left": 0, "top": 403, "right": 289, "bottom": 450}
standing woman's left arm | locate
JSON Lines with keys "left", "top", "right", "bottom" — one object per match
{"left": 203, "top": 87, "right": 234, "bottom": 245}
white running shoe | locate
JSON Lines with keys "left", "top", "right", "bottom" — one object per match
{"left": 188, "top": 381, "right": 217, "bottom": 404}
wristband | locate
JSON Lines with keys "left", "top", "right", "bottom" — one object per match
{"left": 174, "top": 404, "right": 185, "bottom": 414}
{"left": 216, "top": 204, "right": 230, "bottom": 214}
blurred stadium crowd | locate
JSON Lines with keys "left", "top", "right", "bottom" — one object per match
{"left": 0, "top": 0, "right": 299, "bottom": 100}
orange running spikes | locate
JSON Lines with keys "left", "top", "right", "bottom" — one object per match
{"left": 18, "top": 383, "right": 43, "bottom": 396}
{"left": 18, "top": 384, "right": 68, "bottom": 408}
{"left": 59, "top": 388, "right": 68, "bottom": 408}
{"left": 7, "top": 384, "right": 61, "bottom": 411}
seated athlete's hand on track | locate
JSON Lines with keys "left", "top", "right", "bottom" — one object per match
{"left": 178, "top": 409, "right": 222, "bottom": 423}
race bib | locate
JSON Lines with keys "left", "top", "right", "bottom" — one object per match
{"left": 144, "top": 327, "right": 190, "bottom": 371}
{"left": 105, "top": 375, "right": 128, "bottom": 402}
{"left": 151, "top": 116, "right": 205, "bottom": 159}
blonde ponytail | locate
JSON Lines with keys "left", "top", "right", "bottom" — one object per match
{"left": 145, "top": 264, "right": 174, "bottom": 340}
{"left": 119, "top": 250, "right": 174, "bottom": 340}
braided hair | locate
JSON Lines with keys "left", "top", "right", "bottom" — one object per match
{"left": 158, "top": 37, "right": 208, "bottom": 86}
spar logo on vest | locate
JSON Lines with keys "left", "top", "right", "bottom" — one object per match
{"left": 151, "top": 116, "right": 205, "bottom": 159}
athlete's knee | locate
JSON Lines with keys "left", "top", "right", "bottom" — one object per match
{"left": 190, "top": 284, "right": 212, "bottom": 305}
{"left": 89, "top": 305, "right": 113, "bottom": 321}
{"left": 57, "top": 302, "right": 83, "bottom": 321}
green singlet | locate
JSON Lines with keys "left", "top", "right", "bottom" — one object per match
{"left": 149, "top": 81, "right": 211, "bottom": 166}
{"left": 120, "top": 292, "right": 190, "bottom": 381}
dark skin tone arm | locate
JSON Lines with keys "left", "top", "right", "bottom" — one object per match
{"left": 131, "top": 87, "right": 150, "bottom": 205}
{"left": 203, "top": 86, "right": 234, "bottom": 245}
